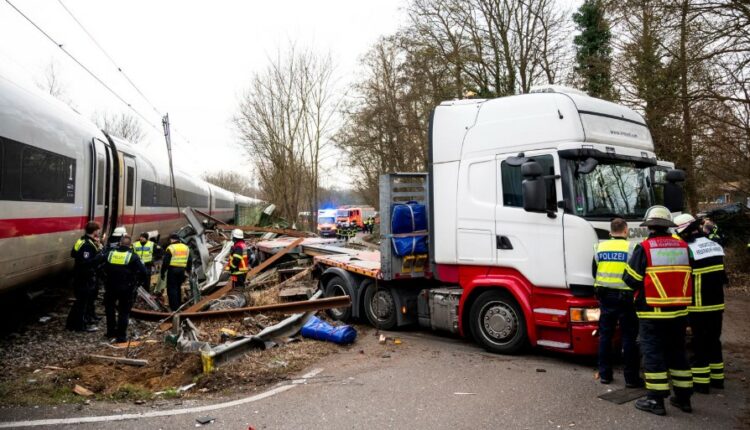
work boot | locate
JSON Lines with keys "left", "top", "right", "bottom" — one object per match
{"left": 626, "top": 378, "right": 645, "bottom": 389}
{"left": 635, "top": 398, "right": 666, "bottom": 416}
{"left": 83, "top": 325, "right": 99, "bottom": 332}
{"left": 694, "top": 384, "right": 710, "bottom": 394}
{"left": 669, "top": 396, "right": 693, "bottom": 413}
{"left": 600, "top": 376, "right": 612, "bottom": 385}
{"left": 711, "top": 379, "right": 724, "bottom": 389}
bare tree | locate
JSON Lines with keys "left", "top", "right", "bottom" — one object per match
{"left": 92, "top": 111, "right": 146, "bottom": 144}
{"left": 36, "top": 60, "right": 74, "bottom": 106}
{"left": 201, "top": 170, "right": 259, "bottom": 197}
{"left": 234, "top": 45, "right": 338, "bottom": 226}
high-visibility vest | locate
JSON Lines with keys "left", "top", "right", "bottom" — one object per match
{"left": 642, "top": 236, "right": 692, "bottom": 308}
{"left": 107, "top": 250, "right": 132, "bottom": 266}
{"left": 133, "top": 240, "right": 155, "bottom": 263}
{"left": 687, "top": 237, "right": 726, "bottom": 312}
{"left": 594, "top": 239, "right": 631, "bottom": 290}
{"left": 166, "top": 243, "right": 189, "bottom": 268}
{"left": 227, "top": 240, "right": 249, "bottom": 275}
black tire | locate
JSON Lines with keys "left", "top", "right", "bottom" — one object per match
{"left": 469, "top": 290, "right": 527, "bottom": 354}
{"left": 324, "top": 275, "right": 353, "bottom": 322}
{"left": 363, "top": 283, "right": 397, "bottom": 330}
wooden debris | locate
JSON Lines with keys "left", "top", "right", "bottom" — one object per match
{"left": 73, "top": 384, "right": 94, "bottom": 396}
{"left": 159, "top": 237, "right": 306, "bottom": 330}
{"left": 88, "top": 354, "right": 149, "bottom": 367}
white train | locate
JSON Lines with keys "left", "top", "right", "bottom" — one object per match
{"left": 0, "top": 67, "right": 260, "bottom": 293}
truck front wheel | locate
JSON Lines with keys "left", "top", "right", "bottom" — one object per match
{"left": 469, "top": 290, "right": 526, "bottom": 354}
{"left": 363, "top": 284, "right": 397, "bottom": 330}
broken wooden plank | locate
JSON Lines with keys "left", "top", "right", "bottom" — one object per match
{"left": 88, "top": 354, "right": 148, "bottom": 367}
{"left": 277, "top": 266, "right": 313, "bottom": 290}
{"left": 73, "top": 384, "right": 94, "bottom": 396}
{"left": 157, "top": 237, "right": 304, "bottom": 331}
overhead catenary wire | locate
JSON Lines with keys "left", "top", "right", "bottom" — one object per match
{"left": 55, "top": 0, "right": 162, "bottom": 117}
{"left": 4, "top": 0, "right": 162, "bottom": 132}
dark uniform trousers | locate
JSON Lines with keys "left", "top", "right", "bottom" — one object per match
{"left": 166, "top": 267, "right": 186, "bottom": 311}
{"left": 66, "top": 274, "right": 96, "bottom": 330}
{"left": 104, "top": 285, "right": 135, "bottom": 339}
{"left": 640, "top": 317, "right": 693, "bottom": 400}
{"left": 597, "top": 289, "right": 639, "bottom": 382}
{"left": 689, "top": 311, "right": 724, "bottom": 388}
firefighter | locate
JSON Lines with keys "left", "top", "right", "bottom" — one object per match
{"left": 66, "top": 221, "right": 103, "bottom": 332}
{"left": 702, "top": 216, "right": 725, "bottom": 246}
{"left": 227, "top": 228, "right": 249, "bottom": 287}
{"left": 161, "top": 233, "right": 192, "bottom": 311}
{"left": 593, "top": 218, "right": 641, "bottom": 387}
{"left": 624, "top": 205, "right": 693, "bottom": 415}
{"left": 675, "top": 214, "right": 728, "bottom": 393}
{"left": 103, "top": 234, "right": 148, "bottom": 343}
{"left": 132, "top": 233, "right": 157, "bottom": 291}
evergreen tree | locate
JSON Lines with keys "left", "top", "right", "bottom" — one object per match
{"left": 573, "top": 0, "right": 614, "bottom": 99}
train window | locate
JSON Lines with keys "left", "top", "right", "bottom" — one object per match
{"left": 126, "top": 166, "right": 134, "bottom": 206}
{"left": 96, "top": 158, "right": 104, "bottom": 205}
{"left": 20, "top": 144, "right": 76, "bottom": 203}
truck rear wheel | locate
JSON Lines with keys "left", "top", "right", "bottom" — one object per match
{"left": 363, "top": 283, "right": 397, "bottom": 330}
{"left": 324, "top": 275, "right": 353, "bottom": 322}
{"left": 469, "top": 290, "right": 526, "bottom": 354}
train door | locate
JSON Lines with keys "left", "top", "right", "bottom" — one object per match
{"left": 122, "top": 155, "right": 137, "bottom": 234}
{"left": 90, "top": 138, "right": 113, "bottom": 234}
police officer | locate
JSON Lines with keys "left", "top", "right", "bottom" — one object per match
{"left": 133, "top": 233, "right": 157, "bottom": 291}
{"left": 103, "top": 234, "right": 148, "bottom": 342}
{"left": 227, "top": 228, "right": 249, "bottom": 286}
{"left": 675, "top": 214, "right": 728, "bottom": 393}
{"left": 90, "top": 226, "right": 127, "bottom": 323}
{"left": 66, "top": 222, "right": 103, "bottom": 332}
{"left": 161, "top": 233, "right": 192, "bottom": 311}
{"left": 624, "top": 206, "right": 693, "bottom": 415}
{"left": 594, "top": 218, "right": 641, "bottom": 387}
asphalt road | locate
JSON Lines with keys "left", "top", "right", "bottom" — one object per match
{"left": 1, "top": 294, "right": 748, "bottom": 430}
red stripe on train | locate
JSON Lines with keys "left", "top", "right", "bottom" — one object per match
{"left": 0, "top": 212, "right": 183, "bottom": 239}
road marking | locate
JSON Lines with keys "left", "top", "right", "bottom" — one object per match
{"left": 0, "top": 368, "right": 324, "bottom": 428}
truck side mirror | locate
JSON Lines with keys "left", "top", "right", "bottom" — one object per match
{"left": 521, "top": 161, "right": 547, "bottom": 213}
{"left": 664, "top": 169, "right": 686, "bottom": 213}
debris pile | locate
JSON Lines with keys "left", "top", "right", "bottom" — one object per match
{"left": 0, "top": 206, "right": 355, "bottom": 406}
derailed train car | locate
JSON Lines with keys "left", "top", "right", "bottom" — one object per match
{"left": 0, "top": 67, "right": 260, "bottom": 293}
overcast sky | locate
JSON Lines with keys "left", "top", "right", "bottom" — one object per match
{"left": 0, "top": 0, "right": 405, "bottom": 188}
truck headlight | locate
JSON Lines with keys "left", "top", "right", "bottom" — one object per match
{"left": 570, "top": 307, "right": 600, "bottom": 322}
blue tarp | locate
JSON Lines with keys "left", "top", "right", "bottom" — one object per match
{"left": 392, "top": 201, "right": 427, "bottom": 234}
{"left": 301, "top": 316, "right": 357, "bottom": 345}
{"left": 392, "top": 235, "right": 428, "bottom": 256}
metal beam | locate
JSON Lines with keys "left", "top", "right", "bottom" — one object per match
{"left": 132, "top": 295, "right": 350, "bottom": 321}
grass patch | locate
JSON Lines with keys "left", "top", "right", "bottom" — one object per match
{"left": 0, "top": 378, "right": 84, "bottom": 406}
{"left": 107, "top": 384, "right": 152, "bottom": 402}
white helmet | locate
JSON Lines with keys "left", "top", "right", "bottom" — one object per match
{"left": 231, "top": 228, "right": 244, "bottom": 240}
{"left": 673, "top": 213, "right": 697, "bottom": 234}
{"left": 640, "top": 205, "right": 676, "bottom": 228}
{"left": 112, "top": 226, "right": 127, "bottom": 237}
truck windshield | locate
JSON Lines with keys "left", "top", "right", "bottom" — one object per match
{"left": 318, "top": 217, "right": 335, "bottom": 224}
{"left": 571, "top": 160, "right": 653, "bottom": 219}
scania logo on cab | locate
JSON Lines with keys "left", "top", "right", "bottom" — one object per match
{"left": 628, "top": 227, "right": 649, "bottom": 239}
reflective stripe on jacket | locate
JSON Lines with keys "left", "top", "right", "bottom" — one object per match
{"left": 687, "top": 236, "right": 726, "bottom": 312}
{"left": 594, "top": 239, "right": 631, "bottom": 290}
{"left": 166, "top": 243, "right": 189, "bottom": 267}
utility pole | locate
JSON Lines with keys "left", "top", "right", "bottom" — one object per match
{"left": 162, "top": 113, "right": 180, "bottom": 211}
